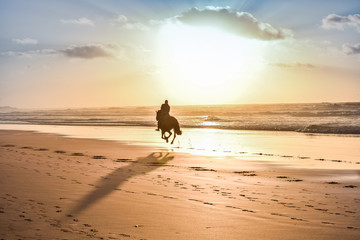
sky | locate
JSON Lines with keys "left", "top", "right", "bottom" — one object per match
{"left": 0, "top": 0, "right": 360, "bottom": 108}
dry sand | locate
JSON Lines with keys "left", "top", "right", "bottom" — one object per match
{"left": 0, "top": 130, "right": 359, "bottom": 239}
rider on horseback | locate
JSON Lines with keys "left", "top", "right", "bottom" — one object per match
{"left": 155, "top": 100, "right": 182, "bottom": 144}
{"left": 156, "top": 100, "right": 170, "bottom": 131}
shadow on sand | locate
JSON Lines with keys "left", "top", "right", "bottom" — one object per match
{"left": 67, "top": 152, "right": 174, "bottom": 217}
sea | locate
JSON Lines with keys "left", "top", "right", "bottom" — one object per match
{"left": 1, "top": 102, "right": 360, "bottom": 134}
{"left": 1, "top": 102, "right": 360, "bottom": 170}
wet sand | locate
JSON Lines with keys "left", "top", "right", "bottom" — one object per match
{"left": 0, "top": 130, "right": 359, "bottom": 239}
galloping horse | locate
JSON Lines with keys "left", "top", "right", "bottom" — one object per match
{"left": 156, "top": 110, "right": 182, "bottom": 144}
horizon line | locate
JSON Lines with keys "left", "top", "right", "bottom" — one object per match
{"left": 1, "top": 101, "right": 360, "bottom": 111}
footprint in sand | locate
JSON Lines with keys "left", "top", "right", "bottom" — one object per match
{"left": 54, "top": 206, "right": 62, "bottom": 213}
{"left": 190, "top": 167, "right": 216, "bottom": 172}
{"left": 119, "top": 233, "right": 131, "bottom": 237}
{"left": 71, "top": 180, "right": 82, "bottom": 184}
{"left": 36, "top": 148, "right": 48, "bottom": 151}
{"left": 57, "top": 176, "right": 67, "bottom": 180}
{"left": 71, "top": 152, "right": 85, "bottom": 156}
{"left": 114, "top": 158, "right": 133, "bottom": 162}
{"left": 314, "top": 208, "right": 328, "bottom": 212}
{"left": 326, "top": 181, "right": 339, "bottom": 184}
{"left": 54, "top": 150, "right": 66, "bottom": 154}
{"left": 331, "top": 160, "right": 342, "bottom": 162}
{"left": 286, "top": 179, "right": 303, "bottom": 182}
{"left": 21, "top": 146, "right": 32, "bottom": 149}
{"left": 276, "top": 176, "right": 289, "bottom": 179}
{"left": 2, "top": 144, "right": 16, "bottom": 147}
{"left": 291, "top": 217, "right": 307, "bottom": 222}
{"left": 234, "top": 171, "right": 257, "bottom": 176}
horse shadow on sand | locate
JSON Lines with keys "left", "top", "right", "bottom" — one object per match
{"left": 66, "top": 152, "right": 174, "bottom": 217}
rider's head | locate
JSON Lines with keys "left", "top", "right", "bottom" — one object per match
{"left": 165, "top": 100, "right": 168, "bottom": 104}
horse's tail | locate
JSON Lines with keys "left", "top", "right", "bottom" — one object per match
{"left": 174, "top": 118, "right": 182, "bottom": 135}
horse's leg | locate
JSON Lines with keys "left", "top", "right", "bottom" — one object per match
{"left": 165, "top": 131, "right": 172, "bottom": 143}
{"left": 167, "top": 131, "right": 172, "bottom": 142}
{"left": 171, "top": 132, "right": 176, "bottom": 144}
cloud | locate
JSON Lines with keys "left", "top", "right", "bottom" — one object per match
{"left": 322, "top": 14, "right": 360, "bottom": 31}
{"left": 342, "top": 43, "right": 360, "bottom": 55}
{"left": 60, "top": 44, "right": 115, "bottom": 59}
{"left": 1, "top": 44, "right": 115, "bottom": 59}
{"left": 271, "top": 62, "right": 360, "bottom": 77}
{"left": 12, "top": 38, "right": 38, "bottom": 45}
{"left": 174, "top": 7, "right": 292, "bottom": 40}
{"left": 1, "top": 49, "right": 57, "bottom": 58}
{"left": 111, "top": 15, "right": 149, "bottom": 31}
{"left": 272, "top": 62, "right": 315, "bottom": 69}
{"left": 60, "top": 18, "right": 94, "bottom": 26}
{"left": 1, "top": 43, "right": 151, "bottom": 61}
{"left": 113, "top": 15, "right": 128, "bottom": 24}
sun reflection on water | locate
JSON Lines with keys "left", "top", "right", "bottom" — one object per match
{"left": 201, "top": 121, "right": 220, "bottom": 126}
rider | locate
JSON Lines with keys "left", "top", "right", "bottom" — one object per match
{"left": 156, "top": 100, "right": 170, "bottom": 131}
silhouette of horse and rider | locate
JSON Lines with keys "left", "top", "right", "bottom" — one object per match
{"left": 155, "top": 100, "right": 182, "bottom": 144}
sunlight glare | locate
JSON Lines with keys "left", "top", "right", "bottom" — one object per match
{"left": 156, "top": 23, "right": 265, "bottom": 103}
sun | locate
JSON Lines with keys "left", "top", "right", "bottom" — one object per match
{"left": 156, "top": 23, "right": 265, "bottom": 104}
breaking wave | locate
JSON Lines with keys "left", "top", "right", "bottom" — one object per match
{"left": 1, "top": 102, "right": 359, "bottom": 134}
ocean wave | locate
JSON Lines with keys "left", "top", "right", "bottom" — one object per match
{"left": 1, "top": 102, "right": 359, "bottom": 134}
{"left": 297, "top": 125, "right": 360, "bottom": 134}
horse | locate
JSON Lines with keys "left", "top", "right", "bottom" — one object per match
{"left": 156, "top": 110, "right": 182, "bottom": 144}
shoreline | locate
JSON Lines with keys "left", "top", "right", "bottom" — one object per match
{"left": 1, "top": 124, "right": 360, "bottom": 170}
{"left": 1, "top": 130, "right": 360, "bottom": 239}
{"left": 2, "top": 122, "right": 360, "bottom": 135}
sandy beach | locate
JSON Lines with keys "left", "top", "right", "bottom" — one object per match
{"left": 2, "top": 0, "right": 360, "bottom": 238}
{"left": 0, "top": 129, "right": 359, "bottom": 239}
